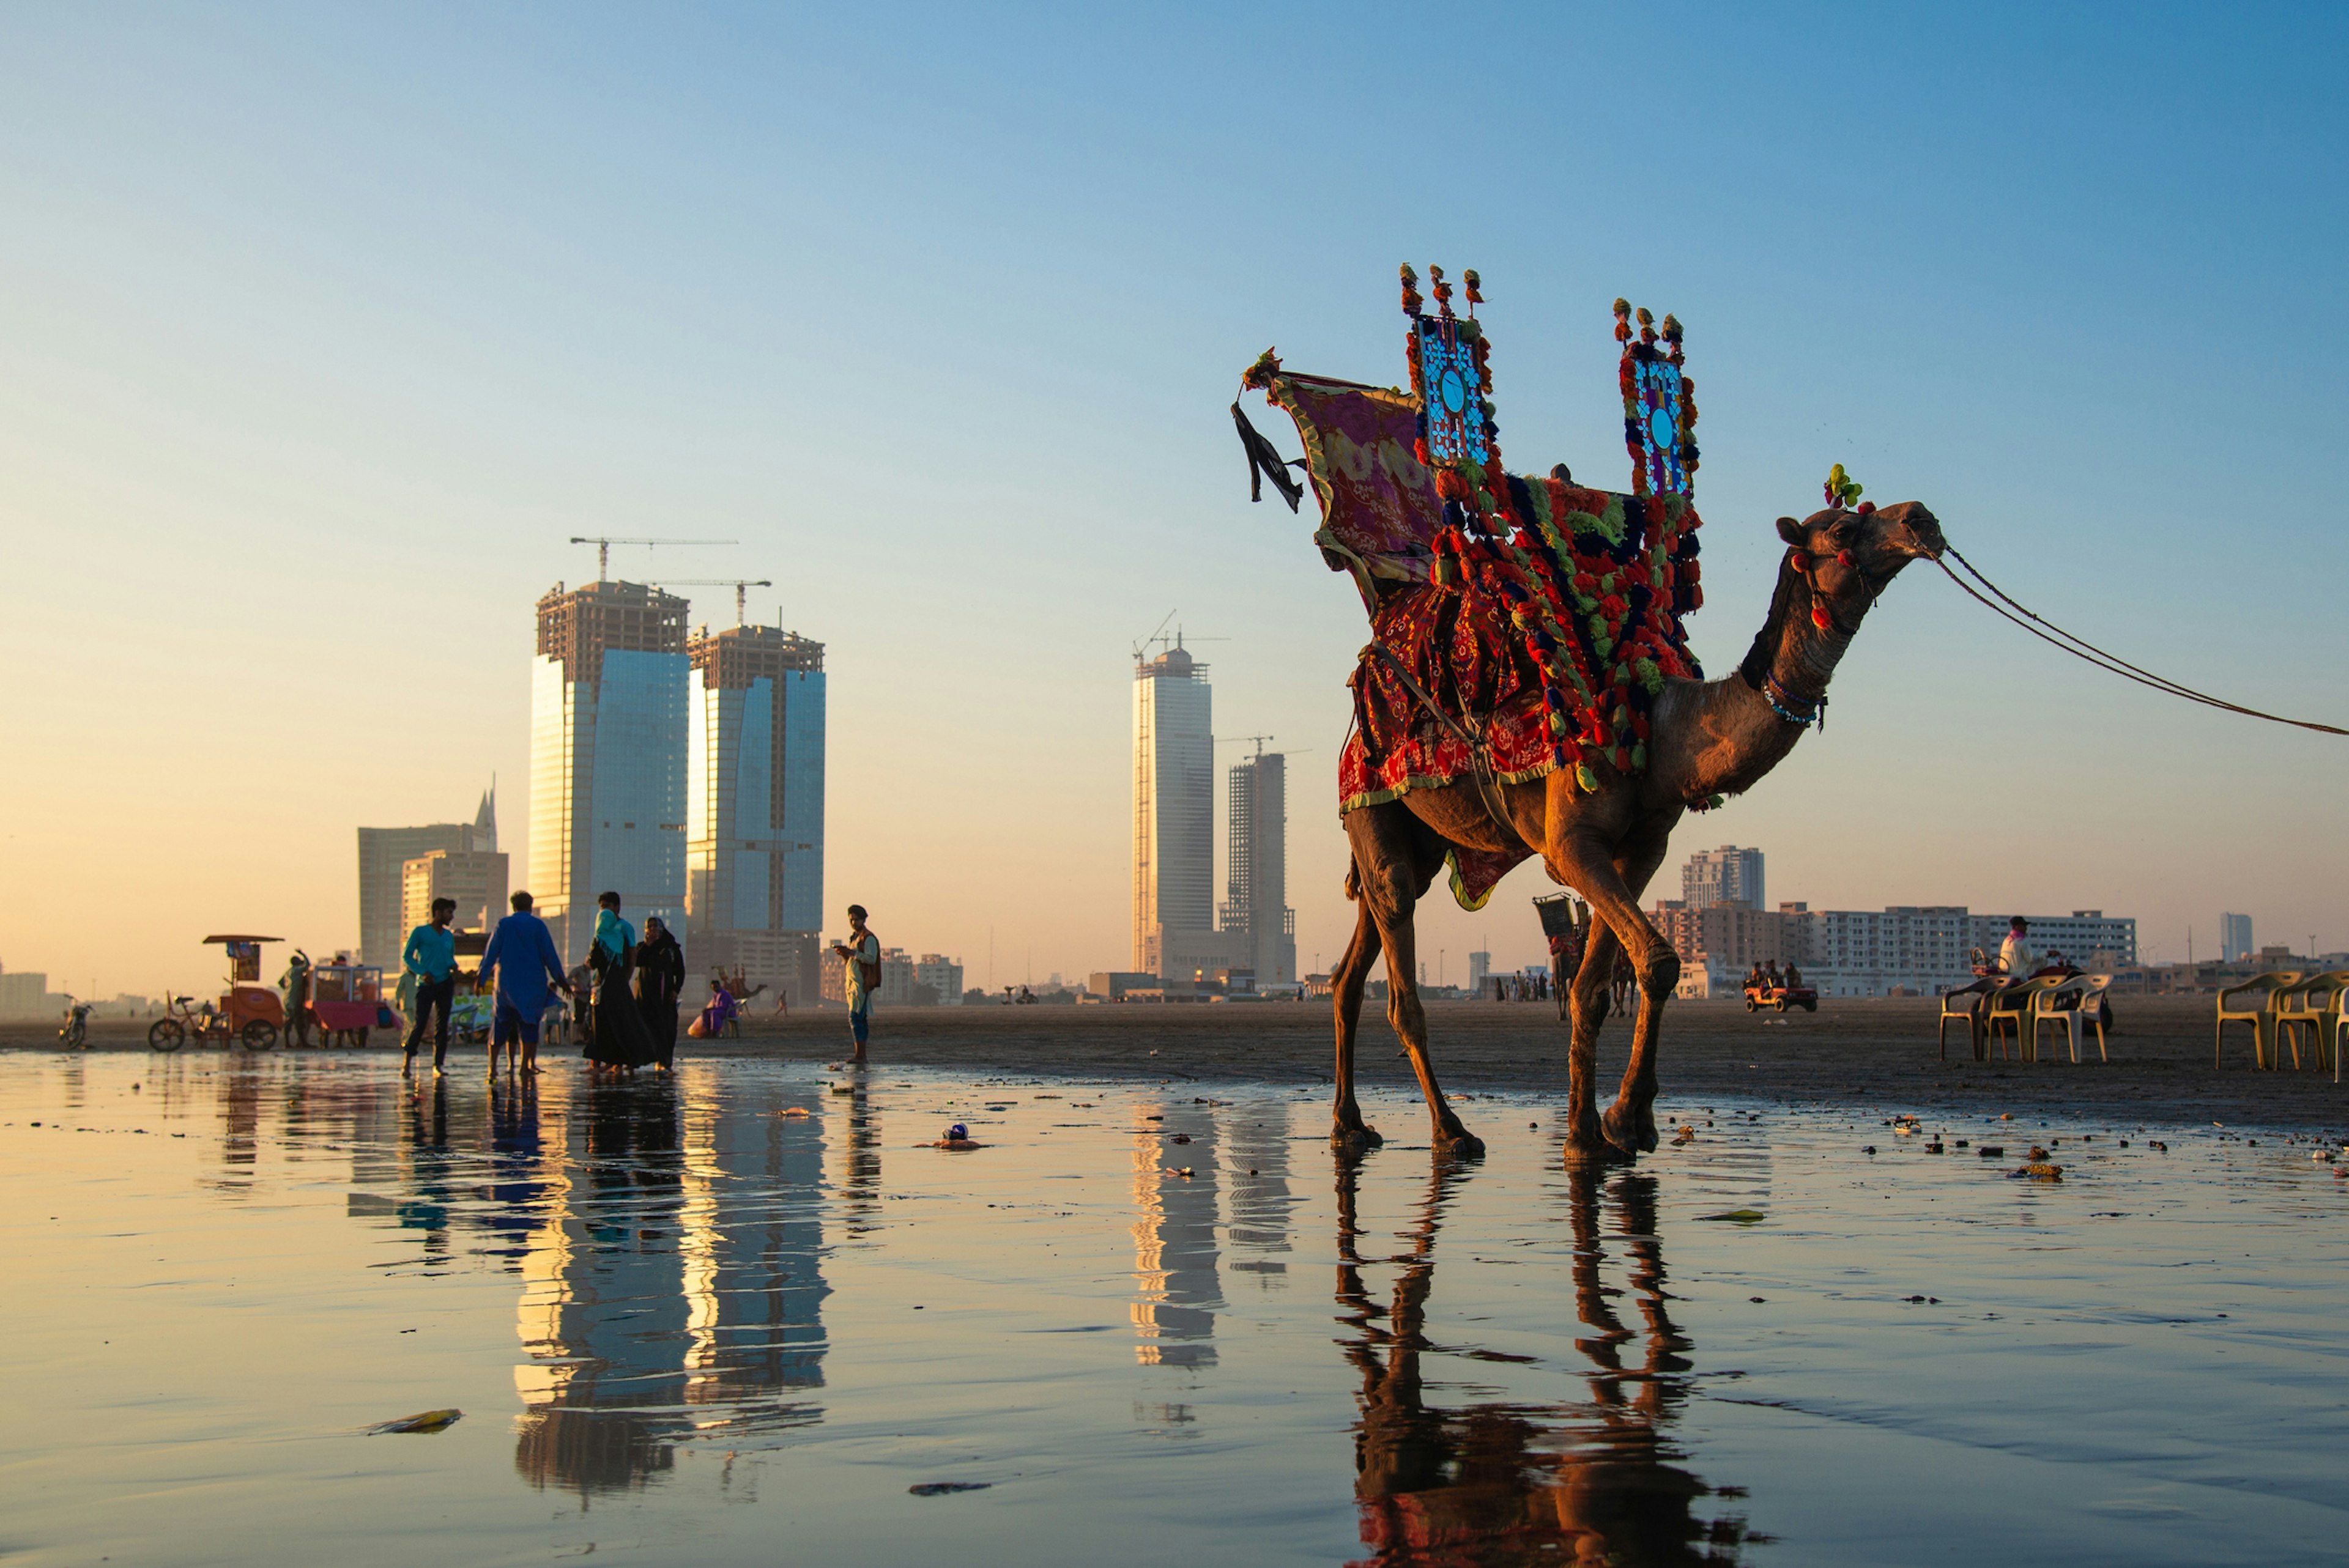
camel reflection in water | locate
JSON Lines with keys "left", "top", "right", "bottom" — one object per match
{"left": 1337, "top": 1153, "right": 1759, "bottom": 1566}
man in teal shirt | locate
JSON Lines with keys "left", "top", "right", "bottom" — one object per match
{"left": 401, "top": 897, "right": 460, "bottom": 1076}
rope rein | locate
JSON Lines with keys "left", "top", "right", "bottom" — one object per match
{"left": 1936, "top": 545, "right": 2347, "bottom": 737}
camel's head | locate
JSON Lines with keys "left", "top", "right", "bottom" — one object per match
{"left": 1773, "top": 501, "right": 1943, "bottom": 631}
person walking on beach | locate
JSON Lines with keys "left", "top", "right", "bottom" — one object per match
{"left": 401, "top": 897, "right": 461, "bottom": 1076}
{"left": 280, "top": 949, "right": 313, "bottom": 1048}
{"left": 479, "top": 890, "right": 568, "bottom": 1076}
{"left": 831, "top": 904, "right": 880, "bottom": 1063}
{"left": 636, "top": 915, "right": 686, "bottom": 1070}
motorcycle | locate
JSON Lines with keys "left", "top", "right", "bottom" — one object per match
{"left": 58, "top": 996, "right": 92, "bottom": 1049}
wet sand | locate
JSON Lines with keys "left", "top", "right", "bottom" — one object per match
{"left": 20, "top": 995, "right": 2347, "bottom": 1133}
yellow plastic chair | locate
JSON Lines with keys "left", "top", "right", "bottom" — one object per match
{"left": 2214, "top": 972, "right": 2303, "bottom": 1070}
{"left": 1938, "top": 978, "right": 1996, "bottom": 1061}
{"left": 2274, "top": 970, "right": 2349, "bottom": 1074}
{"left": 1982, "top": 976, "right": 2062, "bottom": 1062}
{"left": 2032, "top": 974, "right": 2112, "bottom": 1063}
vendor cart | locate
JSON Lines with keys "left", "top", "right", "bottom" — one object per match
{"left": 1743, "top": 983, "right": 1817, "bottom": 1014}
{"left": 149, "top": 934, "right": 288, "bottom": 1051}
{"left": 311, "top": 960, "right": 396, "bottom": 1048}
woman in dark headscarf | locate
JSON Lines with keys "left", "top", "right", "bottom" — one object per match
{"left": 634, "top": 915, "right": 687, "bottom": 1071}
{"left": 583, "top": 891, "right": 658, "bottom": 1073}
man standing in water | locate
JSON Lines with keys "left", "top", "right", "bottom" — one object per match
{"left": 401, "top": 897, "right": 460, "bottom": 1076}
{"left": 478, "top": 890, "right": 568, "bottom": 1076}
{"left": 831, "top": 904, "right": 880, "bottom": 1063}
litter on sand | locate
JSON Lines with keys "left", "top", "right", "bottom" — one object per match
{"left": 368, "top": 1409, "right": 462, "bottom": 1435}
{"left": 908, "top": 1482, "right": 992, "bottom": 1496}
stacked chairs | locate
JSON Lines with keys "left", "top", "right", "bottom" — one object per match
{"left": 1981, "top": 976, "right": 2064, "bottom": 1062}
{"left": 2272, "top": 971, "right": 2349, "bottom": 1078}
{"left": 2214, "top": 972, "right": 2304, "bottom": 1070}
{"left": 2030, "top": 974, "right": 2112, "bottom": 1063}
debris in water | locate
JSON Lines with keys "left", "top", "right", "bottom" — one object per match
{"left": 1978, "top": 1147, "right": 2005, "bottom": 1158}
{"left": 2009, "top": 1163, "right": 2064, "bottom": 1180}
{"left": 779, "top": 1107, "right": 811, "bottom": 1117}
{"left": 1698, "top": 1209, "right": 1766, "bottom": 1224}
{"left": 908, "top": 1482, "right": 992, "bottom": 1496}
{"left": 1673, "top": 1126, "right": 1696, "bottom": 1145}
{"left": 1170, "top": 1133, "right": 1192, "bottom": 1144}
{"left": 2149, "top": 1141, "right": 2168, "bottom": 1152}
{"left": 369, "top": 1409, "right": 462, "bottom": 1435}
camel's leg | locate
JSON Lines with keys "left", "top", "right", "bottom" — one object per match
{"left": 1329, "top": 873, "right": 1384, "bottom": 1149}
{"left": 1544, "top": 824, "right": 1679, "bottom": 1159}
{"left": 1346, "top": 807, "right": 1480, "bottom": 1156}
{"left": 1562, "top": 918, "right": 1622, "bottom": 1161}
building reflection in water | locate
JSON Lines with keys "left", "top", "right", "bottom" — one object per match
{"left": 512, "top": 1070, "right": 831, "bottom": 1499}
{"left": 1338, "top": 1153, "right": 1762, "bottom": 1567}
{"left": 1129, "top": 1096, "right": 1222, "bottom": 1369}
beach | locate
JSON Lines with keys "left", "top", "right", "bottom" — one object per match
{"left": 18, "top": 994, "right": 2346, "bottom": 1134}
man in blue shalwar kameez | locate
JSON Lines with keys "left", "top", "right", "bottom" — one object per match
{"left": 477, "top": 890, "right": 570, "bottom": 1076}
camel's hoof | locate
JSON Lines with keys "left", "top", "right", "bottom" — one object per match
{"left": 1434, "top": 1127, "right": 1486, "bottom": 1161}
{"left": 1332, "top": 1122, "right": 1384, "bottom": 1151}
{"left": 1563, "top": 1134, "right": 1632, "bottom": 1167}
{"left": 1601, "top": 1101, "right": 1658, "bottom": 1156}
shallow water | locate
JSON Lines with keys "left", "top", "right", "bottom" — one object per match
{"left": 2, "top": 1054, "right": 2344, "bottom": 1565}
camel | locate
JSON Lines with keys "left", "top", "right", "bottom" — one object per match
{"left": 1330, "top": 500, "right": 1947, "bottom": 1161}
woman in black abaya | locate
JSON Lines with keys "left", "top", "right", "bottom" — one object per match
{"left": 635, "top": 915, "right": 686, "bottom": 1070}
{"left": 582, "top": 892, "right": 659, "bottom": 1073}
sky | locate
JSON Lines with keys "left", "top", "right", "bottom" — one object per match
{"left": 2, "top": 2, "right": 2345, "bottom": 999}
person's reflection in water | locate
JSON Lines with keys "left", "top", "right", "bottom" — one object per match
{"left": 831, "top": 1077, "right": 881, "bottom": 1235}
{"left": 1337, "top": 1153, "right": 1762, "bottom": 1566}
{"left": 396, "top": 1078, "right": 456, "bottom": 1264}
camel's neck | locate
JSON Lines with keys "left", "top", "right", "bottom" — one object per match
{"left": 1650, "top": 574, "right": 1854, "bottom": 804}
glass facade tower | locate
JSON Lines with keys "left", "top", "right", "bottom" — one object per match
{"left": 1132, "top": 643, "right": 1216, "bottom": 975}
{"left": 686, "top": 623, "right": 826, "bottom": 1006}
{"left": 530, "top": 581, "right": 691, "bottom": 963}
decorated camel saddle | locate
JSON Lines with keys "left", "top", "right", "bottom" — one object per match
{"left": 1233, "top": 269, "right": 1708, "bottom": 908}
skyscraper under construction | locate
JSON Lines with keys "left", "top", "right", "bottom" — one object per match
{"left": 530, "top": 580, "right": 691, "bottom": 963}
{"left": 1221, "top": 748, "right": 1296, "bottom": 986}
{"left": 686, "top": 621, "right": 826, "bottom": 1007}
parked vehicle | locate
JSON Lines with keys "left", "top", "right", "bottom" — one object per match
{"left": 58, "top": 996, "right": 92, "bottom": 1049}
{"left": 148, "top": 934, "right": 287, "bottom": 1051}
{"left": 1744, "top": 983, "right": 1817, "bottom": 1014}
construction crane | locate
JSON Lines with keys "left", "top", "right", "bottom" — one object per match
{"left": 1216, "top": 734, "right": 1308, "bottom": 760}
{"left": 1130, "top": 608, "right": 1227, "bottom": 665}
{"left": 568, "top": 535, "right": 737, "bottom": 580}
{"left": 650, "top": 579, "right": 774, "bottom": 626}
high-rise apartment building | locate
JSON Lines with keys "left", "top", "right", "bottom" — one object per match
{"left": 1681, "top": 845, "right": 1764, "bottom": 911}
{"left": 531, "top": 581, "right": 691, "bottom": 963}
{"left": 401, "top": 849, "right": 511, "bottom": 942}
{"left": 1219, "top": 749, "right": 1296, "bottom": 986}
{"left": 357, "top": 787, "right": 496, "bottom": 967}
{"left": 686, "top": 622, "right": 826, "bottom": 1006}
{"left": 2220, "top": 912, "right": 2254, "bottom": 963}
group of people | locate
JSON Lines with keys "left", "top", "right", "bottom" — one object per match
{"left": 1743, "top": 959, "right": 1806, "bottom": 991}
{"left": 385, "top": 895, "right": 886, "bottom": 1077}
{"left": 395, "top": 889, "right": 689, "bottom": 1078}
{"left": 1489, "top": 971, "right": 1551, "bottom": 1002}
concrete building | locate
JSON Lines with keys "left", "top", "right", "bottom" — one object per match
{"left": 1219, "top": 748, "right": 1297, "bottom": 986}
{"left": 1468, "top": 952, "right": 1490, "bottom": 993}
{"left": 1970, "top": 911, "right": 2137, "bottom": 967}
{"left": 686, "top": 621, "right": 826, "bottom": 1007}
{"left": 357, "top": 787, "right": 496, "bottom": 967}
{"left": 1132, "top": 640, "right": 1247, "bottom": 986}
{"left": 2220, "top": 912, "right": 2254, "bottom": 963}
{"left": 914, "top": 954, "right": 964, "bottom": 1006}
{"left": 400, "top": 849, "right": 511, "bottom": 945}
{"left": 0, "top": 963, "right": 56, "bottom": 1020}
{"left": 1681, "top": 845, "right": 1764, "bottom": 911}
{"left": 531, "top": 581, "right": 691, "bottom": 963}
{"left": 1660, "top": 901, "right": 2131, "bottom": 998}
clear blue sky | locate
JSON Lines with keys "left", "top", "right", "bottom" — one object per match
{"left": 3, "top": 2, "right": 2344, "bottom": 994}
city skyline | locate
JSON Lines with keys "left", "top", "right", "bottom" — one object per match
{"left": 4, "top": 6, "right": 2346, "bottom": 995}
